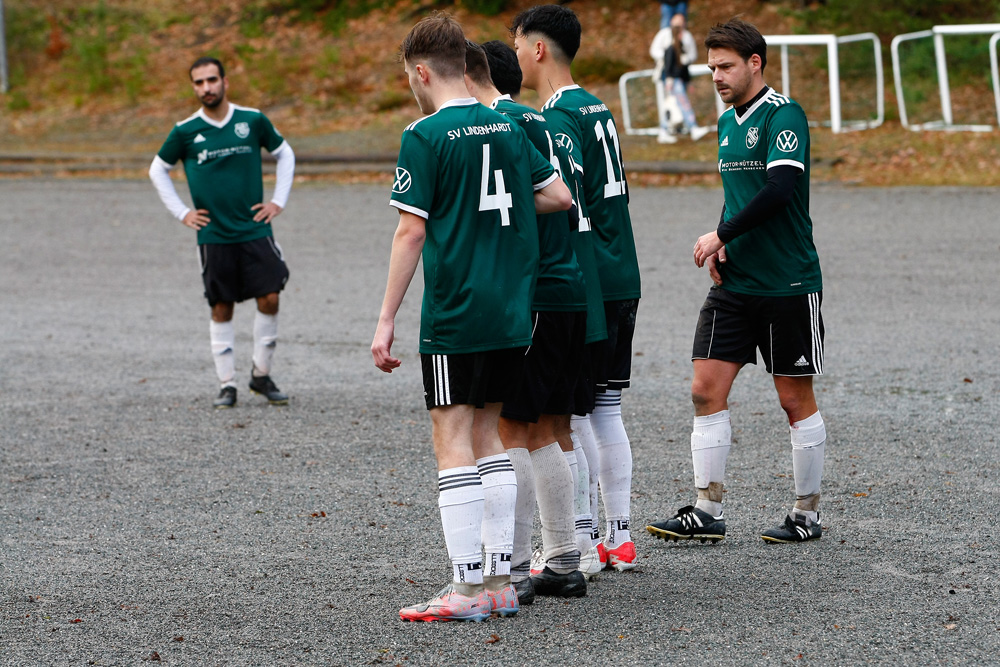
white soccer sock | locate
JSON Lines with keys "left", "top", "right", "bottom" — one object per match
{"left": 477, "top": 453, "right": 516, "bottom": 579}
{"left": 569, "top": 436, "right": 594, "bottom": 555}
{"left": 252, "top": 311, "right": 278, "bottom": 377}
{"left": 571, "top": 414, "right": 601, "bottom": 546}
{"left": 692, "top": 410, "right": 732, "bottom": 517}
{"left": 591, "top": 390, "right": 632, "bottom": 547}
{"left": 506, "top": 448, "right": 536, "bottom": 582}
{"left": 791, "top": 411, "right": 826, "bottom": 522}
{"left": 530, "top": 443, "right": 578, "bottom": 574}
{"left": 209, "top": 320, "right": 236, "bottom": 386}
{"left": 438, "top": 467, "right": 485, "bottom": 586}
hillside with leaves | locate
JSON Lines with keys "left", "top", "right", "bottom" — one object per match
{"left": 2, "top": 0, "right": 999, "bottom": 185}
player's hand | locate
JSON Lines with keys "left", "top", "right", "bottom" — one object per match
{"left": 694, "top": 230, "right": 724, "bottom": 268}
{"left": 182, "top": 209, "right": 210, "bottom": 230}
{"left": 372, "top": 320, "right": 401, "bottom": 373}
{"left": 707, "top": 246, "right": 726, "bottom": 286}
{"left": 251, "top": 202, "right": 283, "bottom": 224}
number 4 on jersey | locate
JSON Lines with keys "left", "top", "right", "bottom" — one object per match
{"left": 479, "top": 144, "right": 513, "bottom": 226}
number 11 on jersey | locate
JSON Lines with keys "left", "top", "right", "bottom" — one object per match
{"left": 479, "top": 143, "right": 513, "bottom": 226}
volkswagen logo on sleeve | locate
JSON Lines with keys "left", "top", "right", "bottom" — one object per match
{"left": 745, "top": 126, "right": 759, "bottom": 149}
{"left": 393, "top": 167, "right": 412, "bottom": 194}
{"left": 776, "top": 130, "right": 799, "bottom": 152}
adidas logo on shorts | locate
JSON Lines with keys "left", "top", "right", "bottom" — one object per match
{"left": 794, "top": 356, "right": 809, "bottom": 367}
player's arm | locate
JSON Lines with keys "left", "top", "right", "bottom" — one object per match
{"left": 372, "top": 211, "right": 426, "bottom": 373}
{"left": 534, "top": 172, "right": 572, "bottom": 214}
{"left": 148, "top": 156, "right": 209, "bottom": 230}
{"left": 253, "top": 141, "right": 296, "bottom": 223}
{"left": 694, "top": 166, "right": 800, "bottom": 267}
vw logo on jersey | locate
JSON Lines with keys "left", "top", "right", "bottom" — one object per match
{"left": 392, "top": 167, "right": 412, "bottom": 194}
{"left": 776, "top": 130, "right": 799, "bottom": 152}
{"left": 555, "top": 133, "right": 574, "bottom": 154}
{"left": 234, "top": 122, "right": 250, "bottom": 139}
{"left": 745, "top": 126, "right": 759, "bottom": 149}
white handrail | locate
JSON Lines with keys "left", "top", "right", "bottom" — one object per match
{"left": 991, "top": 32, "right": 1000, "bottom": 128}
{"left": 619, "top": 32, "right": 883, "bottom": 137}
{"left": 891, "top": 23, "right": 1000, "bottom": 132}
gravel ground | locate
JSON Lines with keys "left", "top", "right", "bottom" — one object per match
{"left": 1, "top": 180, "right": 998, "bottom": 666}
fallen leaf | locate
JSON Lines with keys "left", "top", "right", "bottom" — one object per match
{"left": 405, "top": 578, "right": 416, "bottom": 584}
{"left": 945, "top": 623, "right": 957, "bottom": 630}
{"left": 69, "top": 619, "right": 83, "bottom": 624}
{"left": 141, "top": 652, "right": 161, "bottom": 662}
{"left": 485, "top": 634, "right": 501, "bottom": 644}
{"left": 672, "top": 626, "right": 693, "bottom": 633}
{"left": 963, "top": 378, "right": 973, "bottom": 383}
{"left": 173, "top": 636, "right": 184, "bottom": 642}
{"left": 854, "top": 492, "right": 868, "bottom": 497}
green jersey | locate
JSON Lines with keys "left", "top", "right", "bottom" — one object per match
{"left": 541, "top": 103, "right": 608, "bottom": 344}
{"left": 492, "top": 95, "right": 586, "bottom": 313}
{"left": 157, "top": 104, "right": 286, "bottom": 245}
{"left": 390, "top": 98, "right": 557, "bottom": 355}
{"left": 542, "top": 85, "right": 641, "bottom": 302}
{"left": 716, "top": 88, "right": 822, "bottom": 296}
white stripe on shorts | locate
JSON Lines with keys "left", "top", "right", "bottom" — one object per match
{"left": 809, "top": 292, "right": 824, "bottom": 374}
{"left": 434, "top": 354, "right": 452, "bottom": 406}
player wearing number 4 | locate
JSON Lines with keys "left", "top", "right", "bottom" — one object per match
{"left": 646, "top": 19, "right": 828, "bottom": 546}
{"left": 371, "top": 14, "right": 571, "bottom": 622}
{"left": 512, "top": 4, "right": 642, "bottom": 573}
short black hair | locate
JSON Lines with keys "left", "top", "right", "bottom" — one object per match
{"left": 509, "top": 4, "right": 581, "bottom": 64}
{"left": 465, "top": 40, "right": 493, "bottom": 88}
{"left": 705, "top": 18, "right": 767, "bottom": 71}
{"left": 189, "top": 56, "right": 225, "bottom": 79}
{"left": 482, "top": 40, "right": 522, "bottom": 97}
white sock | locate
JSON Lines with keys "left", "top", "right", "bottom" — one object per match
{"left": 506, "top": 448, "right": 535, "bottom": 582}
{"left": 791, "top": 411, "right": 826, "bottom": 523}
{"left": 692, "top": 410, "right": 732, "bottom": 517}
{"left": 252, "top": 311, "right": 278, "bottom": 377}
{"left": 591, "top": 390, "right": 632, "bottom": 547}
{"left": 571, "top": 413, "right": 601, "bottom": 546}
{"left": 570, "top": 436, "right": 593, "bottom": 555}
{"left": 438, "top": 467, "right": 484, "bottom": 586}
{"left": 530, "top": 443, "right": 578, "bottom": 574}
{"left": 209, "top": 320, "right": 236, "bottom": 386}
{"left": 477, "top": 454, "right": 516, "bottom": 578}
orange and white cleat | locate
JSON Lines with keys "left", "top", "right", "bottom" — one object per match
{"left": 398, "top": 584, "right": 490, "bottom": 623}
{"left": 599, "top": 540, "right": 638, "bottom": 571}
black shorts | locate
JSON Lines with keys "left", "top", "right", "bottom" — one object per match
{"left": 691, "top": 287, "right": 825, "bottom": 376}
{"left": 501, "top": 311, "right": 587, "bottom": 423}
{"left": 572, "top": 342, "right": 598, "bottom": 416}
{"left": 421, "top": 347, "right": 526, "bottom": 411}
{"left": 591, "top": 299, "right": 639, "bottom": 391}
{"left": 199, "top": 237, "right": 290, "bottom": 307}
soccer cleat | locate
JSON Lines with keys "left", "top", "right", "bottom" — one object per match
{"left": 602, "top": 540, "right": 638, "bottom": 571}
{"left": 213, "top": 386, "right": 237, "bottom": 409}
{"left": 646, "top": 505, "right": 726, "bottom": 544}
{"left": 485, "top": 584, "right": 519, "bottom": 617}
{"left": 248, "top": 374, "right": 288, "bottom": 405}
{"left": 690, "top": 126, "right": 710, "bottom": 142}
{"left": 530, "top": 566, "right": 587, "bottom": 598}
{"left": 398, "top": 584, "right": 490, "bottom": 623}
{"left": 761, "top": 513, "right": 822, "bottom": 544}
{"left": 657, "top": 129, "right": 678, "bottom": 144}
{"left": 578, "top": 545, "right": 604, "bottom": 579}
{"left": 529, "top": 549, "right": 545, "bottom": 576}
{"left": 512, "top": 577, "right": 535, "bottom": 606}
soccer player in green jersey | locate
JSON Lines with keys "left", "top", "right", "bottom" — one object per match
{"left": 149, "top": 57, "right": 295, "bottom": 409}
{"left": 465, "top": 39, "right": 590, "bottom": 601}
{"left": 370, "top": 14, "right": 571, "bottom": 623}
{"left": 511, "top": 4, "right": 641, "bottom": 573}
{"left": 646, "top": 19, "right": 828, "bottom": 546}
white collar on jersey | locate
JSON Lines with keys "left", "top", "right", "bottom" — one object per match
{"left": 439, "top": 97, "right": 478, "bottom": 110}
{"left": 197, "top": 104, "right": 236, "bottom": 129}
{"left": 490, "top": 94, "right": 514, "bottom": 109}
{"left": 733, "top": 87, "right": 774, "bottom": 126}
{"left": 543, "top": 84, "right": 581, "bottom": 108}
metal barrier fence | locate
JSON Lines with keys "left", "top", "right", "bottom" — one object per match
{"left": 620, "top": 32, "right": 884, "bottom": 136}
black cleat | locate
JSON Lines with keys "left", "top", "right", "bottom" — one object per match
{"left": 529, "top": 567, "right": 587, "bottom": 598}
{"left": 761, "top": 513, "right": 822, "bottom": 544}
{"left": 248, "top": 374, "right": 288, "bottom": 405}
{"left": 213, "top": 386, "right": 237, "bottom": 409}
{"left": 512, "top": 577, "right": 535, "bottom": 606}
{"left": 646, "top": 505, "right": 726, "bottom": 544}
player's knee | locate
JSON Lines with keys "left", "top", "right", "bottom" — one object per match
{"left": 257, "top": 293, "right": 279, "bottom": 315}
{"left": 690, "top": 379, "right": 720, "bottom": 412}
